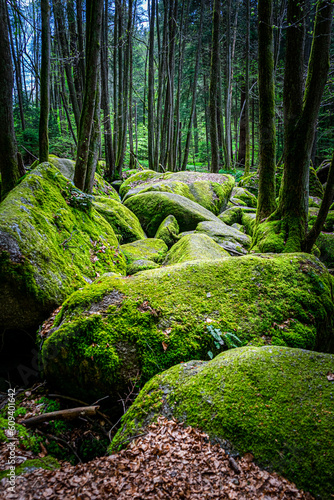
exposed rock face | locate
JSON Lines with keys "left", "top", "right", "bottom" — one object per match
{"left": 196, "top": 220, "right": 251, "bottom": 251}
{"left": 0, "top": 163, "right": 126, "bottom": 333}
{"left": 124, "top": 192, "right": 222, "bottom": 236}
{"left": 110, "top": 345, "right": 334, "bottom": 499}
{"left": 120, "top": 170, "right": 235, "bottom": 215}
{"left": 164, "top": 233, "right": 229, "bottom": 265}
{"left": 41, "top": 253, "right": 334, "bottom": 401}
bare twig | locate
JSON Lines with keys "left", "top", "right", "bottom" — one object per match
{"left": 22, "top": 406, "right": 100, "bottom": 427}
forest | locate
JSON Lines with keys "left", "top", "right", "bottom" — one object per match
{"left": 0, "top": 0, "right": 334, "bottom": 498}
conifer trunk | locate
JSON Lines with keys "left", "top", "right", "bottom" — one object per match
{"left": 39, "top": 0, "right": 50, "bottom": 163}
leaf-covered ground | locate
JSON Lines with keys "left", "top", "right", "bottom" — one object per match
{"left": 1, "top": 417, "right": 313, "bottom": 499}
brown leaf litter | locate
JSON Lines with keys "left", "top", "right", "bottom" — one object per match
{"left": 0, "top": 417, "right": 314, "bottom": 499}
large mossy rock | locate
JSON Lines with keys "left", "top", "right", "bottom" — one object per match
{"left": 124, "top": 192, "right": 222, "bottom": 237}
{"left": 164, "top": 233, "right": 229, "bottom": 265}
{"left": 121, "top": 238, "right": 168, "bottom": 265}
{"left": 48, "top": 156, "right": 120, "bottom": 201}
{"left": 92, "top": 196, "right": 146, "bottom": 244}
{"left": 41, "top": 253, "right": 334, "bottom": 401}
{"left": 196, "top": 220, "right": 251, "bottom": 251}
{"left": 121, "top": 170, "right": 235, "bottom": 215}
{"left": 316, "top": 232, "right": 334, "bottom": 268}
{"left": 0, "top": 163, "right": 126, "bottom": 332}
{"left": 154, "top": 215, "right": 179, "bottom": 248}
{"left": 119, "top": 170, "right": 160, "bottom": 198}
{"left": 110, "top": 346, "right": 334, "bottom": 498}
{"left": 231, "top": 187, "right": 257, "bottom": 208}
{"left": 219, "top": 206, "right": 256, "bottom": 226}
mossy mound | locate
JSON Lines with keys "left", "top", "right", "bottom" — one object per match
{"left": 231, "top": 187, "right": 257, "bottom": 208}
{"left": 41, "top": 253, "right": 334, "bottom": 401}
{"left": 122, "top": 171, "right": 235, "bottom": 215}
{"left": 110, "top": 346, "right": 334, "bottom": 498}
{"left": 92, "top": 196, "right": 146, "bottom": 243}
{"left": 309, "top": 166, "right": 324, "bottom": 198}
{"left": 238, "top": 172, "right": 259, "bottom": 196}
{"left": 121, "top": 239, "right": 168, "bottom": 265}
{"left": 124, "top": 192, "right": 222, "bottom": 237}
{"left": 241, "top": 212, "right": 257, "bottom": 236}
{"left": 155, "top": 215, "right": 179, "bottom": 248}
{"left": 309, "top": 210, "right": 334, "bottom": 233}
{"left": 48, "top": 156, "right": 119, "bottom": 201}
{"left": 316, "top": 232, "right": 334, "bottom": 268}
{"left": 196, "top": 221, "right": 251, "bottom": 250}
{"left": 0, "top": 163, "right": 126, "bottom": 332}
{"left": 164, "top": 234, "right": 229, "bottom": 265}
{"left": 127, "top": 259, "right": 160, "bottom": 275}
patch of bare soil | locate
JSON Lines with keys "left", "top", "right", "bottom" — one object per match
{"left": 1, "top": 417, "right": 313, "bottom": 499}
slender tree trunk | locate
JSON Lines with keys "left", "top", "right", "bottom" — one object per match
{"left": 7, "top": 6, "right": 25, "bottom": 131}
{"left": 39, "top": 0, "right": 50, "bottom": 163}
{"left": 209, "top": 0, "right": 220, "bottom": 173}
{"left": 85, "top": 66, "right": 101, "bottom": 193}
{"left": 182, "top": 0, "right": 203, "bottom": 171}
{"left": 244, "top": 0, "right": 250, "bottom": 175}
{"left": 74, "top": 0, "right": 104, "bottom": 191}
{"left": 147, "top": 0, "right": 155, "bottom": 170}
{"left": 224, "top": 0, "right": 232, "bottom": 170}
{"left": 256, "top": 0, "right": 276, "bottom": 221}
{"left": 0, "top": 0, "right": 20, "bottom": 198}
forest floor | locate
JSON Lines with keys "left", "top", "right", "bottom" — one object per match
{"left": 0, "top": 390, "right": 314, "bottom": 499}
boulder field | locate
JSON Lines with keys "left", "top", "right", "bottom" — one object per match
{"left": 110, "top": 345, "right": 334, "bottom": 499}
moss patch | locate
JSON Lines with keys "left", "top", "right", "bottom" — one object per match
{"left": 41, "top": 253, "right": 334, "bottom": 401}
{"left": 164, "top": 233, "right": 229, "bottom": 265}
{"left": 127, "top": 259, "right": 160, "bottom": 275}
{"left": 155, "top": 215, "right": 179, "bottom": 248}
{"left": 196, "top": 220, "right": 251, "bottom": 250}
{"left": 121, "top": 239, "right": 168, "bottom": 266}
{"left": 110, "top": 346, "right": 334, "bottom": 498}
{"left": 0, "top": 456, "right": 60, "bottom": 480}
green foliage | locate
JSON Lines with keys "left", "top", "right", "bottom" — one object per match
{"left": 61, "top": 182, "right": 94, "bottom": 212}
{"left": 207, "top": 325, "right": 244, "bottom": 358}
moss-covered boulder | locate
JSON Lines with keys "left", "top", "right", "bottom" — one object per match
{"left": 241, "top": 212, "right": 257, "bottom": 236}
{"left": 238, "top": 172, "right": 259, "bottom": 196}
{"left": 219, "top": 206, "right": 256, "bottom": 226}
{"left": 196, "top": 220, "right": 251, "bottom": 250}
{"left": 155, "top": 215, "right": 179, "bottom": 248}
{"left": 124, "top": 192, "right": 222, "bottom": 237}
{"left": 231, "top": 187, "right": 257, "bottom": 208}
{"left": 110, "top": 346, "right": 334, "bottom": 498}
{"left": 41, "top": 253, "right": 334, "bottom": 401}
{"left": 92, "top": 196, "right": 146, "bottom": 243}
{"left": 121, "top": 171, "right": 235, "bottom": 215}
{"left": 127, "top": 259, "right": 160, "bottom": 275}
{"left": 309, "top": 165, "right": 324, "bottom": 198}
{"left": 121, "top": 238, "right": 168, "bottom": 265}
{"left": 164, "top": 234, "right": 229, "bottom": 265}
{"left": 316, "top": 232, "right": 334, "bottom": 268}
{"left": 0, "top": 163, "right": 126, "bottom": 332}
{"left": 48, "top": 156, "right": 119, "bottom": 201}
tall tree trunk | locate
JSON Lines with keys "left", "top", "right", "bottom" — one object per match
{"left": 182, "top": 0, "right": 203, "bottom": 171}
{"left": 39, "top": 0, "right": 50, "bottom": 163}
{"left": 147, "top": 0, "right": 156, "bottom": 170}
{"left": 224, "top": 0, "right": 232, "bottom": 170}
{"left": 256, "top": 0, "right": 276, "bottom": 221}
{"left": 85, "top": 66, "right": 101, "bottom": 193}
{"left": 209, "top": 0, "right": 220, "bottom": 173}
{"left": 0, "top": 0, "right": 20, "bottom": 198}
{"left": 244, "top": 0, "right": 250, "bottom": 175}
{"left": 7, "top": 5, "right": 25, "bottom": 131}
{"left": 101, "top": 0, "right": 115, "bottom": 179}
{"left": 74, "top": 0, "right": 104, "bottom": 191}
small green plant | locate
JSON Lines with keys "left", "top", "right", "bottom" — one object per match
{"left": 62, "top": 182, "right": 93, "bottom": 211}
{"left": 207, "top": 325, "right": 244, "bottom": 359}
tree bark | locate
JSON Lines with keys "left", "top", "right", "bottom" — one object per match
{"left": 256, "top": 0, "right": 276, "bottom": 222}
{"left": 39, "top": 0, "right": 50, "bottom": 163}
{"left": 74, "top": 0, "right": 104, "bottom": 191}
{"left": 148, "top": 0, "right": 156, "bottom": 170}
{"left": 0, "top": 0, "right": 20, "bottom": 198}
{"left": 209, "top": 0, "right": 220, "bottom": 173}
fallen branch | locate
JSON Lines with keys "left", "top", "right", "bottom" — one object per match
{"left": 22, "top": 406, "right": 99, "bottom": 427}
{"left": 48, "top": 393, "right": 113, "bottom": 426}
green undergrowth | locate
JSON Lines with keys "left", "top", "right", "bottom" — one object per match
{"left": 110, "top": 346, "right": 334, "bottom": 498}
{"left": 41, "top": 253, "right": 334, "bottom": 401}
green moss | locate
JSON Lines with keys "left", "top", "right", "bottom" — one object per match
{"left": 92, "top": 173, "right": 120, "bottom": 201}
{"left": 119, "top": 170, "right": 159, "bottom": 199}
{"left": 238, "top": 172, "right": 259, "bottom": 196}
{"left": 155, "top": 215, "right": 180, "bottom": 248}
{"left": 316, "top": 232, "right": 334, "bottom": 268}
{"left": 127, "top": 259, "right": 160, "bottom": 275}
{"left": 309, "top": 166, "right": 324, "bottom": 198}
{"left": 232, "top": 187, "right": 257, "bottom": 208}
{"left": 0, "top": 456, "right": 60, "bottom": 480}
{"left": 122, "top": 171, "right": 235, "bottom": 215}
{"left": 110, "top": 346, "right": 334, "bottom": 498}
{"left": 164, "top": 233, "right": 229, "bottom": 265}
{"left": 41, "top": 253, "right": 334, "bottom": 400}
{"left": 124, "top": 191, "right": 222, "bottom": 237}
{"left": 0, "top": 163, "right": 126, "bottom": 331}
{"left": 121, "top": 238, "right": 168, "bottom": 266}
{"left": 0, "top": 416, "right": 41, "bottom": 453}
{"left": 92, "top": 196, "right": 146, "bottom": 243}
{"left": 196, "top": 220, "right": 251, "bottom": 250}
